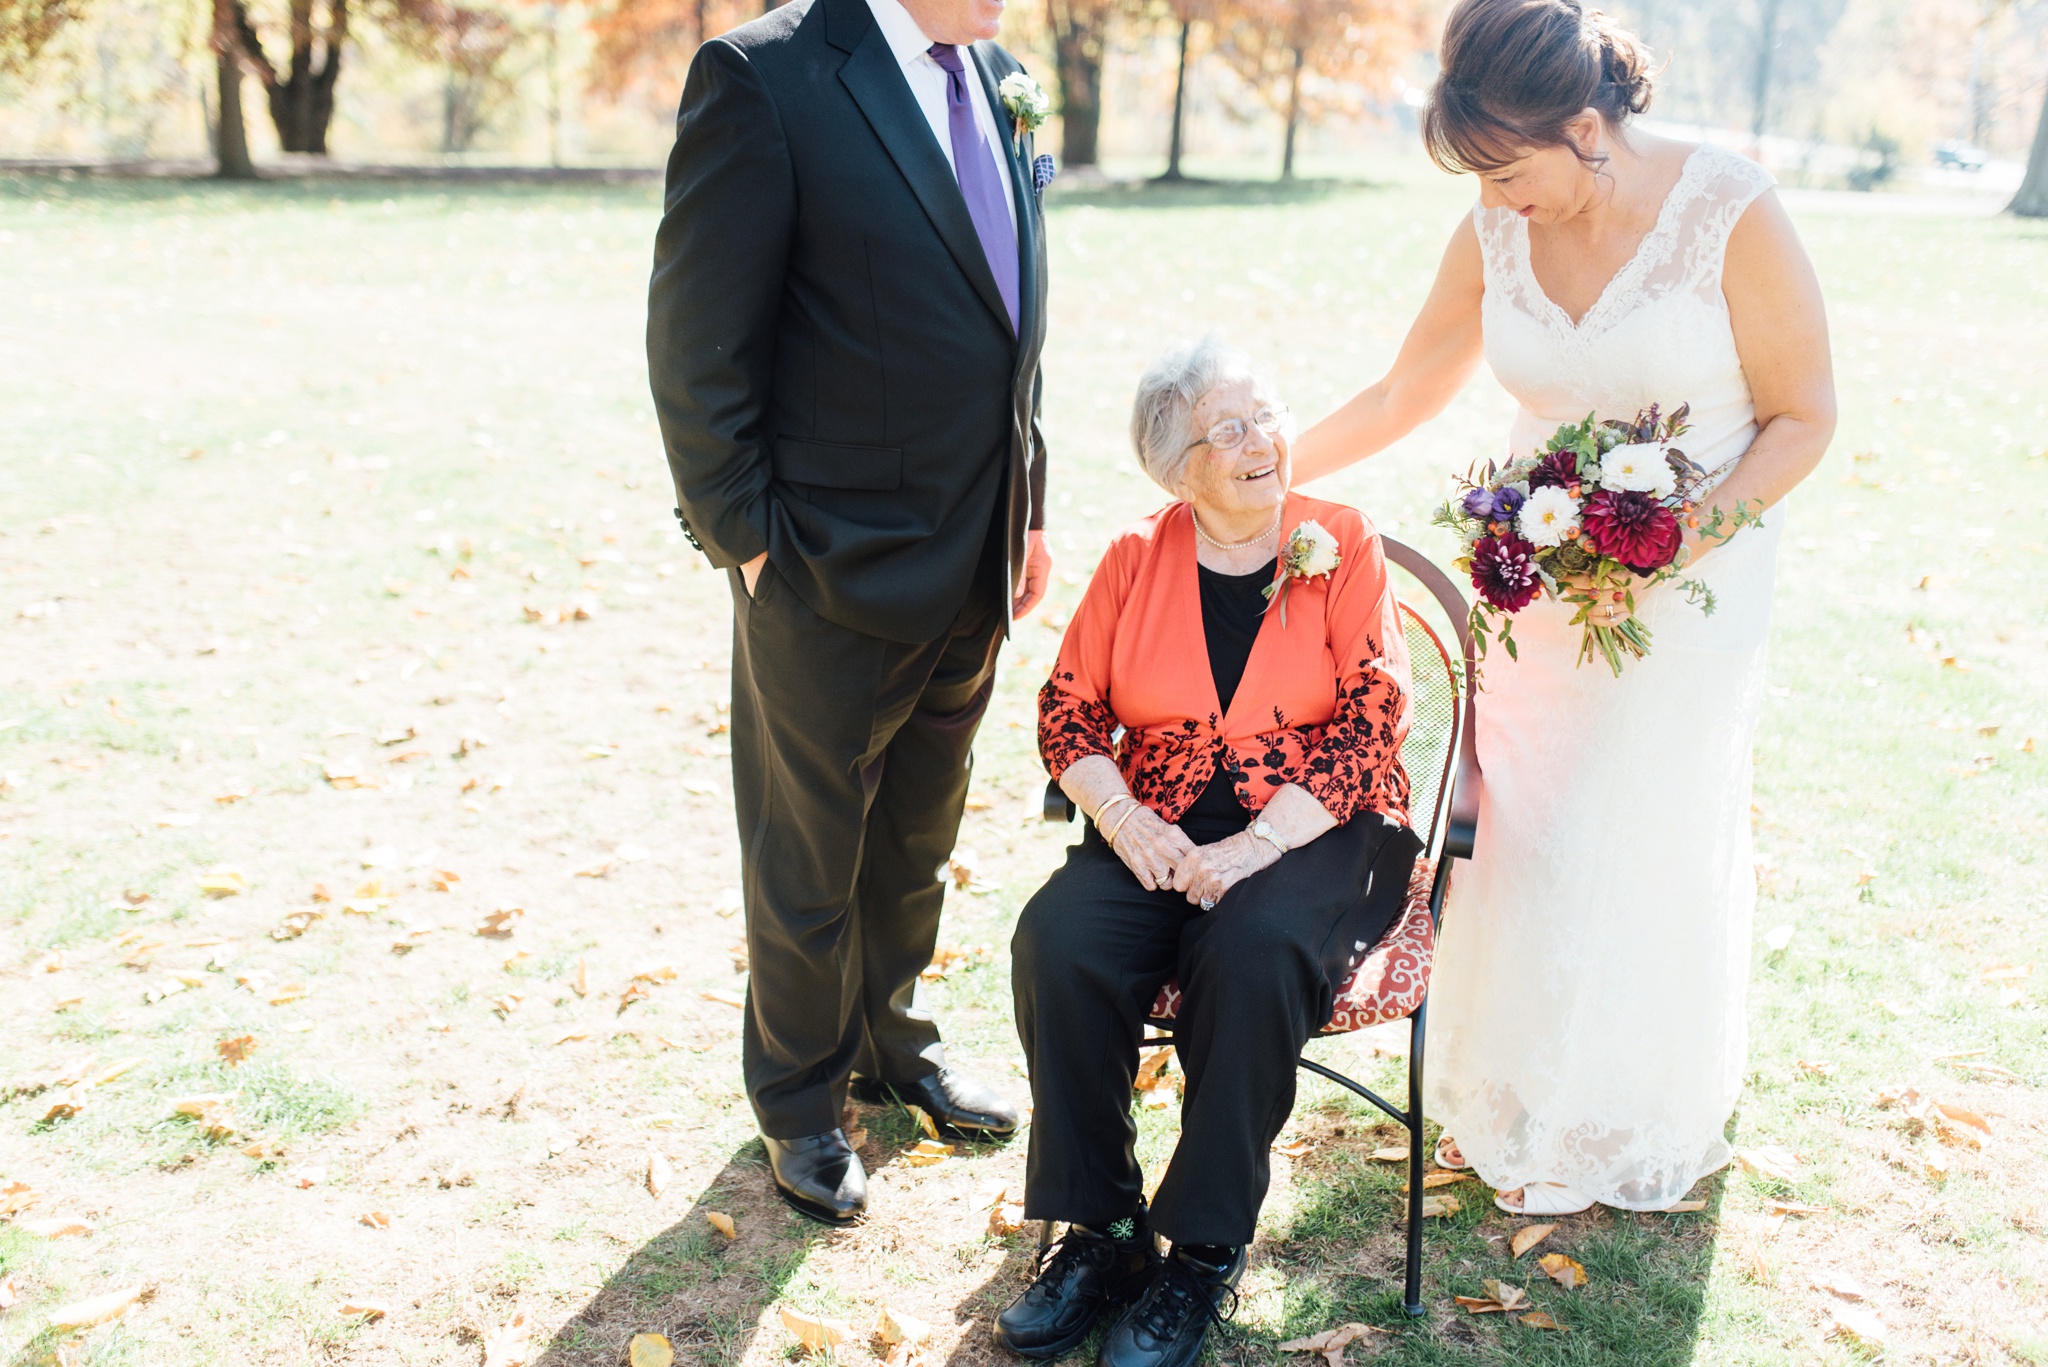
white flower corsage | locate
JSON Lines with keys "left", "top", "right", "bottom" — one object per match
{"left": 1262, "top": 519, "right": 1340, "bottom": 626}
{"left": 998, "top": 72, "right": 1051, "bottom": 152}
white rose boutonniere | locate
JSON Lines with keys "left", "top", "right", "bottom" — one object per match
{"left": 997, "top": 72, "right": 1051, "bottom": 153}
{"left": 1262, "top": 519, "right": 1340, "bottom": 626}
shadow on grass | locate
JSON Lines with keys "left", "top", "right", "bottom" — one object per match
{"left": 1046, "top": 177, "right": 1386, "bottom": 211}
{"left": 530, "top": 1139, "right": 831, "bottom": 1367}
{"left": 1219, "top": 1092, "right": 1732, "bottom": 1366}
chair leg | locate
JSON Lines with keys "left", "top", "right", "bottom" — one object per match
{"left": 1403, "top": 999, "right": 1430, "bottom": 1317}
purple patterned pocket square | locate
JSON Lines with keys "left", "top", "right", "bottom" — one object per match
{"left": 1032, "top": 154, "right": 1056, "bottom": 199}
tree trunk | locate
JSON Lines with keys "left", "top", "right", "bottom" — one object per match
{"left": 1279, "top": 44, "right": 1303, "bottom": 180}
{"left": 1750, "top": 0, "right": 1781, "bottom": 138}
{"left": 235, "top": 0, "right": 346, "bottom": 155}
{"left": 1047, "top": 0, "right": 1105, "bottom": 168}
{"left": 2010, "top": 79, "right": 2048, "bottom": 217}
{"left": 213, "top": 0, "right": 256, "bottom": 178}
{"left": 1160, "top": 18, "right": 1190, "bottom": 180}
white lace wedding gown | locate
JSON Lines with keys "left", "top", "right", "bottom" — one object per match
{"left": 1424, "top": 144, "right": 1785, "bottom": 1209}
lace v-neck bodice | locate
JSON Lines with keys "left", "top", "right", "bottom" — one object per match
{"left": 1476, "top": 143, "right": 1776, "bottom": 483}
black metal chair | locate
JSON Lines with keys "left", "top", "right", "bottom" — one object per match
{"left": 1037, "top": 536, "right": 1481, "bottom": 1315}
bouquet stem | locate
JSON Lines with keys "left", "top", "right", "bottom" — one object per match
{"left": 1579, "top": 618, "right": 1654, "bottom": 676}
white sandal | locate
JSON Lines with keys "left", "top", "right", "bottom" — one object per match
{"left": 1494, "top": 1183, "right": 1595, "bottom": 1217}
{"left": 1434, "top": 1135, "right": 1470, "bottom": 1171}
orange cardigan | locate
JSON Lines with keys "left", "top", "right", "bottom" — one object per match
{"left": 1038, "top": 495, "right": 1411, "bottom": 828}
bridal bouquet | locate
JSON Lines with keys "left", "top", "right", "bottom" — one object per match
{"left": 1434, "top": 405, "right": 1762, "bottom": 676}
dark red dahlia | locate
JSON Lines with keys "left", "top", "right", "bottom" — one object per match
{"left": 1469, "top": 535, "right": 1542, "bottom": 612}
{"left": 1580, "top": 489, "right": 1683, "bottom": 573}
{"left": 1526, "top": 450, "right": 1582, "bottom": 491}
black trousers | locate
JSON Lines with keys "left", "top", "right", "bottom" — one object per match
{"left": 729, "top": 530, "right": 1005, "bottom": 1139}
{"left": 1012, "top": 811, "right": 1420, "bottom": 1246}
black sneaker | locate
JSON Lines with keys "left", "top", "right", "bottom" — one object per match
{"left": 993, "top": 1220, "right": 1159, "bottom": 1360}
{"left": 1097, "top": 1245, "right": 1244, "bottom": 1367}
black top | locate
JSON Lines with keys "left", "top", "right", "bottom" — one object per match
{"left": 648, "top": 0, "right": 1051, "bottom": 644}
{"left": 1182, "top": 558, "right": 1276, "bottom": 835}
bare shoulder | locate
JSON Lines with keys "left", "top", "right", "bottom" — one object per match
{"left": 1724, "top": 186, "right": 1814, "bottom": 288}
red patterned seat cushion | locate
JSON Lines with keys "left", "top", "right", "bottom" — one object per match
{"left": 1148, "top": 859, "right": 1436, "bottom": 1032}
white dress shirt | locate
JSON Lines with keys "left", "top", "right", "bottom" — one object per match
{"left": 862, "top": 0, "right": 1018, "bottom": 223}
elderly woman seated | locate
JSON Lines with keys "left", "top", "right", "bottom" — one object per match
{"left": 994, "top": 339, "right": 1419, "bottom": 1367}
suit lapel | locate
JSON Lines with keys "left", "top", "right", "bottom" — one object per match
{"left": 834, "top": 5, "right": 1013, "bottom": 333}
{"left": 970, "top": 44, "right": 1038, "bottom": 350}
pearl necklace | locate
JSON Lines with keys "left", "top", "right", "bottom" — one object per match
{"left": 1191, "top": 506, "right": 1283, "bottom": 552}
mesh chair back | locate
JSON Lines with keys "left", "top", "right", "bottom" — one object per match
{"left": 1397, "top": 605, "right": 1460, "bottom": 859}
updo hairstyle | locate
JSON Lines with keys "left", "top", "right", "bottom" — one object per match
{"left": 1423, "top": 0, "right": 1655, "bottom": 174}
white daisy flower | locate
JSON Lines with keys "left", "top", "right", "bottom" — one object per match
{"left": 1597, "top": 442, "right": 1678, "bottom": 498}
{"left": 1518, "top": 486, "right": 1581, "bottom": 548}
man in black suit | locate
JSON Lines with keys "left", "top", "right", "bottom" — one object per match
{"left": 648, "top": 0, "right": 1050, "bottom": 1225}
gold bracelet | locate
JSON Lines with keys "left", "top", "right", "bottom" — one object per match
{"left": 1103, "top": 801, "right": 1143, "bottom": 847}
{"left": 1092, "top": 793, "right": 1135, "bottom": 835}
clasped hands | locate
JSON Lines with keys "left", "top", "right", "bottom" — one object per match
{"left": 1105, "top": 805, "right": 1279, "bottom": 908}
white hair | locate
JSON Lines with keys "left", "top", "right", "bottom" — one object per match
{"left": 1128, "top": 334, "right": 1266, "bottom": 495}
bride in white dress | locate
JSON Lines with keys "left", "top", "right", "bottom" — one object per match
{"left": 1293, "top": 0, "right": 1837, "bottom": 1214}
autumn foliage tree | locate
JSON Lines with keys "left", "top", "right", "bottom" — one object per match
{"left": 0, "top": 0, "right": 82, "bottom": 76}
{"left": 580, "top": 0, "right": 756, "bottom": 98}
{"left": 1213, "top": 0, "right": 1424, "bottom": 178}
{"left": 232, "top": 0, "right": 348, "bottom": 153}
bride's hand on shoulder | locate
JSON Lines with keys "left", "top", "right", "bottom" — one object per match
{"left": 1109, "top": 807, "right": 1196, "bottom": 891}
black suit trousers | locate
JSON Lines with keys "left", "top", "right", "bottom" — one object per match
{"left": 1012, "top": 812, "right": 1420, "bottom": 1246}
{"left": 730, "top": 526, "right": 1005, "bottom": 1139}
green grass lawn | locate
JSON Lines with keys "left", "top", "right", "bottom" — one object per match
{"left": 0, "top": 164, "right": 2043, "bottom": 1366}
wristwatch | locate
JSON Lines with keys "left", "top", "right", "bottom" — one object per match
{"left": 1249, "top": 819, "right": 1290, "bottom": 856}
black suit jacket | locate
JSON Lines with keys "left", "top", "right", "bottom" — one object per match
{"left": 648, "top": 0, "right": 1049, "bottom": 644}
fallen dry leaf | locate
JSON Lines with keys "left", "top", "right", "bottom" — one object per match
{"left": 879, "top": 1306, "right": 932, "bottom": 1346}
{"left": 1519, "top": 1310, "right": 1569, "bottom": 1332}
{"left": 706, "top": 1211, "right": 737, "bottom": 1238}
{"left": 1934, "top": 1102, "right": 1992, "bottom": 1147}
{"left": 360, "top": 1211, "right": 390, "bottom": 1229}
{"left": 17, "top": 1217, "right": 93, "bottom": 1238}
{"left": 475, "top": 907, "right": 523, "bottom": 939}
{"left": 1980, "top": 963, "right": 2032, "bottom": 983}
{"left": 1663, "top": 1199, "right": 1708, "bottom": 1213}
{"left": 1273, "top": 1134, "right": 1316, "bottom": 1159}
{"left": 627, "top": 1334, "right": 674, "bottom": 1367}
{"left": 780, "top": 1305, "right": 851, "bottom": 1353}
{"left": 291, "top": 1165, "right": 327, "bottom": 1189}
{"left": 338, "top": 1300, "right": 389, "bottom": 1321}
{"left": 0, "top": 1274, "right": 16, "bottom": 1310}
{"left": 1812, "top": 1271, "right": 1867, "bottom": 1302}
{"left": 1923, "top": 1148, "right": 1950, "bottom": 1179}
{"left": 481, "top": 1309, "right": 533, "bottom": 1367}
{"left": 1510, "top": 1223, "right": 1556, "bottom": 1258}
{"left": 1795, "top": 1059, "right": 1833, "bottom": 1077}
{"left": 1418, "top": 1194, "right": 1460, "bottom": 1219}
{"left": 197, "top": 867, "right": 248, "bottom": 898}
{"left": 1454, "top": 1280, "right": 1530, "bottom": 1314}
{"left": 1401, "top": 1170, "right": 1472, "bottom": 1192}
{"left": 216, "top": 1035, "right": 258, "bottom": 1066}
{"left": 909, "top": 1106, "right": 941, "bottom": 1142}
{"left": 617, "top": 983, "right": 651, "bottom": 1015}
{"left": 551, "top": 1029, "right": 588, "bottom": 1046}
{"left": 44, "top": 1285, "right": 142, "bottom": 1330}
{"left": 1367, "top": 1147, "right": 1407, "bottom": 1162}
{"left": 1278, "top": 1321, "right": 1384, "bottom": 1366}
{"left": 572, "top": 958, "right": 589, "bottom": 997}
{"left": 269, "top": 984, "right": 309, "bottom": 1006}
{"left": 701, "top": 989, "right": 745, "bottom": 1008}
{"left": 271, "top": 907, "right": 324, "bottom": 941}
{"left": 1134, "top": 1045, "right": 1177, "bottom": 1092}
{"left": 1764, "top": 1201, "right": 1829, "bottom": 1217}
{"left": 902, "top": 1139, "right": 954, "bottom": 1167}
{"left": 1736, "top": 1146, "right": 1800, "bottom": 1183}
{"left": 1538, "top": 1252, "right": 1587, "bottom": 1289}
{"left": 1, "top": 1181, "right": 39, "bottom": 1217}
{"left": 1828, "top": 1304, "right": 1887, "bottom": 1349}
{"left": 645, "top": 1150, "right": 672, "bottom": 1197}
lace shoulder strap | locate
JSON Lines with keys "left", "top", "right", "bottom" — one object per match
{"left": 1666, "top": 144, "right": 1777, "bottom": 300}
{"left": 1471, "top": 200, "right": 1547, "bottom": 317}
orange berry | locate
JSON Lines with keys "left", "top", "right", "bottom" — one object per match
{"left": 1568, "top": 484, "right": 1582, "bottom": 498}
{"left": 1611, "top": 591, "right": 1625, "bottom": 603}
{"left": 1687, "top": 516, "right": 1700, "bottom": 528}
{"left": 1563, "top": 527, "right": 1580, "bottom": 540}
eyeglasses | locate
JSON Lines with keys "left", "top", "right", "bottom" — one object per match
{"left": 1188, "top": 404, "right": 1289, "bottom": 453}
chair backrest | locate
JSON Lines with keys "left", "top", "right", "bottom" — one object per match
{"left": 1380, "top": 537, "right": 1478, "bottom": 866}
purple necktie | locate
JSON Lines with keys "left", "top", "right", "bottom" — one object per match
{"left": 927, "top": 43, "right": 1019, "bottom": 333}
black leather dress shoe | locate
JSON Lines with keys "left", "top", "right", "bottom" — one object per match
{"left": 762, "top": 1129, "right": 866, "bottom": 1226}
{"left": 992, "top": 1224, "right": 1158, "bottom": 1359}
{"left": 850, "top": 1067, "right": 1019, "bottom": 1137}
{"left": 1097, "top": 1245, "right": 1244, "bottom": 1367}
